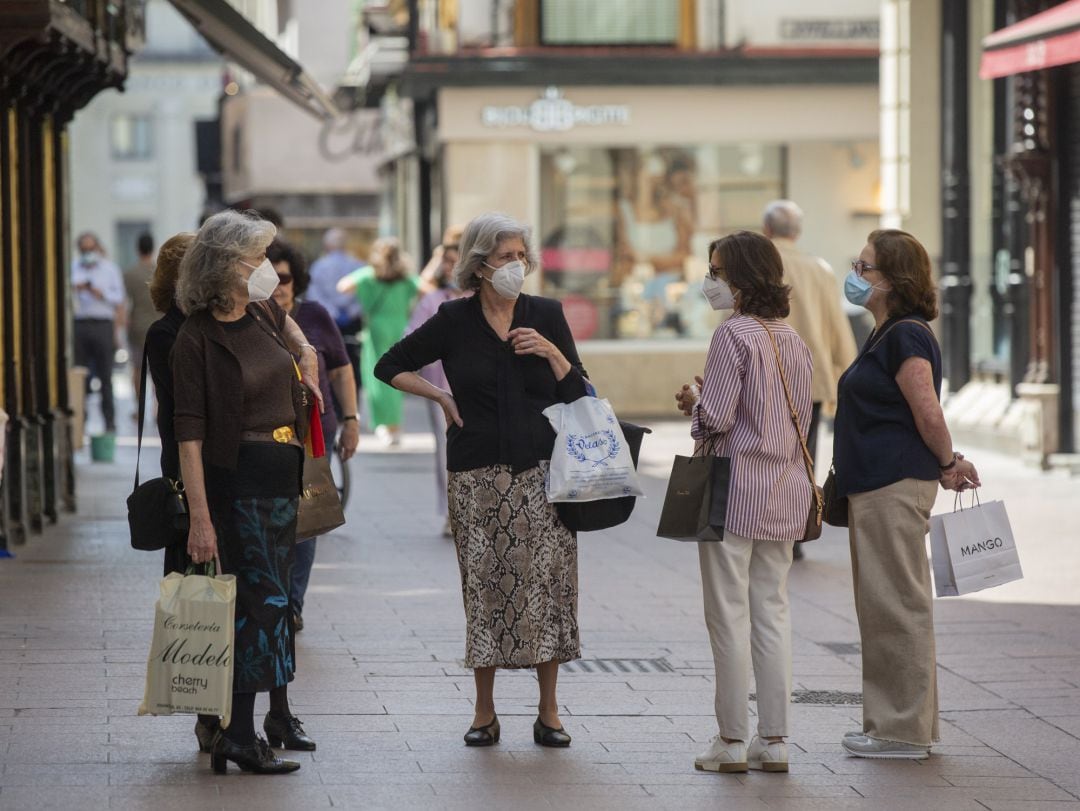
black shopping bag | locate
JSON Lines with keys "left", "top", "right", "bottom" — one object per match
{"left": 655, "top": 453, "right": 730, "bottom": 542}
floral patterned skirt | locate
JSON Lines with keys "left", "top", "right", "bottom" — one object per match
{"left": 206, "top": 442, "right": 302, "bottom": 693}
{"left": 447, "top": 462, "right": 580, "bottom": 669}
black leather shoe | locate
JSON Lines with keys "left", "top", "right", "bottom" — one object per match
{"left": 264, "top": 711, "right": 317, "bottom": 751}
{"left": 210, "top": 731, "right": 301, "bottom": 774}
{"left": 464, "top": 714, "right": 500, "bottom": 746}
{"left": 195, "top": 717, "right": 220, "bottom": 753}
{"left": 293, "top": 610, "right": 304, "bottom": 632}
{"left": 533, "top": 717, "right": 571, "bottom": 747}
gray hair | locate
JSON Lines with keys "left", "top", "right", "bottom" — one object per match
{"left": 763, "top": 199, "right": 803, "bottom": 240}
{"left": 323, "top": 227, "right": 346, "bottom": 252}
{"left": 177, "top": 210, "right": 277, "bottom": 315}
{"left": 454, "top": 212, "right": 539, "bottom": 292}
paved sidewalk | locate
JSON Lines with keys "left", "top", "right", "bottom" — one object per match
{"left": 2, "top": 403, "right": 1079, "bottom": 810}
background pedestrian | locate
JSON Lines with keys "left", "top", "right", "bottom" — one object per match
{"left": 124, "top": 232, "right": 157, "bottom": 402}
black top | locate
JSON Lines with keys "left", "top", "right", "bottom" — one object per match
{"left": 375, "top": 294, "right": 588, "bottom": 473}
{"left": 833, "top": 316, "right": 942, "bottom": 498}
{"left": 145, "top": 305, "right": 186, "bottom": 480}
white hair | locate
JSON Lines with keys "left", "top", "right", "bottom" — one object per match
{"left": 453, "top": 212, "right": 539, "bottom": 292}
{"left": 177, "top": 210, "right": 276, "bottom": 314}
{"left": 763, "top": 199, "right": 804, "bottom": 240}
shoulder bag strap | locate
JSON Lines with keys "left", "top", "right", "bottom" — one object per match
{"left": 133, "top": 339, "right": 150, "bottom": 491}
{"left": 866, "top": 318, "right": 936, "bottom": 355}
{"left": 751, "top": 317, "right": 819, "bottom": 494}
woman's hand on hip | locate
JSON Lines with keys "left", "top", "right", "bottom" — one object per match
{"left": 187, "top": 514, "right": 218, "bottom": 565}
{"left": 675, "top": 375, "right": 704, "bottom": 417}
{"left": 438, "top": 391, "right": 464, "bottom": 429}
{"left": 338, "top": 418, "right": 360, "bottom": 461}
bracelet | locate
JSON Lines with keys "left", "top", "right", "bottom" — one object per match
{"left": 939, "top": 453, "right": 959, "bottom": 471}
{"left": 298, "top": 343, "right": 316, "bottom": 353}
{"left": 342, "top": 415, "right": 358, "bottom": 422}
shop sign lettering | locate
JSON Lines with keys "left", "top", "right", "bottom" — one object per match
{"left": 481, "top": 87, "right": 630, "bottom": 132}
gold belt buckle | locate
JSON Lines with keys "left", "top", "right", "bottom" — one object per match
{"left": 272, "top": 426, "right": 295, "bottom": 444}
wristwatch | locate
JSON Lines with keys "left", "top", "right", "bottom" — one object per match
{"left": 342, "top": 415, "right": 358, "bottom": 422}
{"left": 939, "top": 452, "right": 959, "bottom": 471}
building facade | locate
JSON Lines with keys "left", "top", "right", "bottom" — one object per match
{"left": 67, "top": 0, "right": 224, "bottom": 270}
{"left": 367, "top": 0, "right": 881, "bottom": 413}
{"left": 1, "top": 0, "right": 140, "bottom": 550}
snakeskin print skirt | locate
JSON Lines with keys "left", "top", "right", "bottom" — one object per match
{"left": 447, "top": 462, "right": 581, "bottom": 669}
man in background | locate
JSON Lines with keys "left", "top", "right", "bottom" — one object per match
{"left": 71, "top": 232, "right": 125, "bottom": 434}
{"left": 124, "top": 232, "right": 156, "bottom": 401}
{"left": 307, "top": 228, "right": 365, "bottom": 389}
{"left": 763, "top": 200, "right": 857, "bottom": 558}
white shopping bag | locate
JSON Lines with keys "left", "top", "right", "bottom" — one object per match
{"left": 139, "top": 569, "right": 236, "bottom": 726}
{"left": 543, "top": 396, "right": 645, "bottom": 502}
{"left": 929, "top": 498, "right": 1023, "bottom": 597}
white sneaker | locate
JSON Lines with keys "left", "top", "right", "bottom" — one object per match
{"left": 374, "top": 425, "right": 393, "bottom": 447}
{"left": 694, "top": 736, "right": 748, "bottom": 773}
{"left": 843, "top": 729, "right": 863, "bottom": 740}
{"left": 842, "top": 734, "right": 929, "bottom": 760}
{"left": 747, "top": 735, "right": 788, "bottom": 772}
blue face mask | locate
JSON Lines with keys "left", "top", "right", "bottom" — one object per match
{"left": 844, "top": 271, "right": 886, "bottom": 307}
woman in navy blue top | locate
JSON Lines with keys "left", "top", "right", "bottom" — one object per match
{"left": 834, "top": 230, "right": 979, "bottom": 761}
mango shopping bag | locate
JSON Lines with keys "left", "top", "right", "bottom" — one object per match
{"left": 929, "top": 497, "right": 1023, "bottom": 597}
{"left": 139, "top": 567, "right": 236, "bottom": 727}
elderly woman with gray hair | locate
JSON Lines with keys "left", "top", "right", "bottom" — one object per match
{"left": 173, "top": 209, "right": 322, "bottom": 774}
{"left": 375, "top": 212, "right": 589, "bottom": 748}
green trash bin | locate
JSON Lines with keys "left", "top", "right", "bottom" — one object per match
{"left": 90, "top": 433, "right": 116, "bottom": 463}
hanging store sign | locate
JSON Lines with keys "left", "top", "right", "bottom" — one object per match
{"left": 480, "top": 87, "right": 630, "bottom": 132}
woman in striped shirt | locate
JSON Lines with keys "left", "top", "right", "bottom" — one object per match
{"left": 676, "top": 231, "right": 813, "bottom": 774}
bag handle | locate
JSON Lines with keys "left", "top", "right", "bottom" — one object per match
{"left": 133, "top": 340, "right": 150, "bottom": 491}
{"left": 751, "top": 318, "right": 821, "bottom": 506}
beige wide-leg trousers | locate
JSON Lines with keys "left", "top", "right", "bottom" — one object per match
{"left": 848, "top": 477, "right": 940, "bottom": 746}
{"left": 699, "top": 531, "right": 795, "bottom": 741}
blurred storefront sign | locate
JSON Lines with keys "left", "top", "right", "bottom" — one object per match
{"left": 481, "top": 87, "right": 630, "bottom": 132}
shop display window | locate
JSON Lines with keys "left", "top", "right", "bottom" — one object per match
{"left": 539, "top": 144, "right": 784, "bottom": 341}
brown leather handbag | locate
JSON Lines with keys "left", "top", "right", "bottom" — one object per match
{"left": 754, "top": 318, "right": 824, "bottom": 543}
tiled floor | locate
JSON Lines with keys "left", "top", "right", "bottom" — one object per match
{"left": 1, "top": 408, "right": 1079, "bottom": 810}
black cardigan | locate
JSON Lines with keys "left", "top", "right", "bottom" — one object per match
{"left": 145, "top": 305, "right": 186, "bottom": 480}
{"left": 375, "top": 294, "right": 588, "bottom": 473}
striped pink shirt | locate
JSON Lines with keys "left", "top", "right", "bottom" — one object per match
{"left": 691, "top": 314, "right": 814, "bottom": 541}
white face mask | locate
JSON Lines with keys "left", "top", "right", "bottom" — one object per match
{"left": 702, "top": 275, "right": 735, "bottom": 311}
{"left": 239, "top": 258, "right": 278, "bottom": 302}
{"left": 482, "top": 259, "right": 526, "bottom": 300}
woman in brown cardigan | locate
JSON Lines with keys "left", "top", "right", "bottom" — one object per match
{"left": 173, "top": 210, "right": 322, "bottom": 774}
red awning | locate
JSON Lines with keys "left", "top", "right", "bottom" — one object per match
{"left": 980, "top": 0, "right": 1080, "bottom": 79}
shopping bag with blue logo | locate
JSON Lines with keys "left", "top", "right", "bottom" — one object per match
{"left": 929, "top": 493, "right": 1023, "bottom": 597}
{"left": 543, "top": 396, "right": 645, "bottom": 503}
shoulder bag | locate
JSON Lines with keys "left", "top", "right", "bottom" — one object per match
{"left": 822, "top": 318, "right": 937, "bottom": 528}
{"left": 754, "top": 318, "right": 823, "bottom": 543}
{"left": 127, "top": 343, "right": 189, "bottom": 551}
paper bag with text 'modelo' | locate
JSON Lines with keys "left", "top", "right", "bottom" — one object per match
{"left": 139, "top": 571, "right": 236, "bottom": 728}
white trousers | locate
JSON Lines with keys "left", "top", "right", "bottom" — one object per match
{"left": 698, "top": 531, "right": 795, "bottom": 741}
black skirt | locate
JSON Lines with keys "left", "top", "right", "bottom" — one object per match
{"left": 206, "top": 441, "right": 302, "bottom": 693}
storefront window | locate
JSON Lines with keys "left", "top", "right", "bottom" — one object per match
{"left": 538, "top": 144, "right": 784, "bottom": 340}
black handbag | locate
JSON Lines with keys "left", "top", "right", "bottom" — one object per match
{"left": 556, "top": 421, "right": 651, "bottom": 532}
{"left": 127, "top": 344, "right": 189, "bottom": 551}
{"left": 655, "top": 438, "right": 731, "bottom": 542}
{"left": 822, "top": 465, "right": 849, "bottom": 527}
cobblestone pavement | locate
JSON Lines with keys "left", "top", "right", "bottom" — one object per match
{"left": 2, "top": 400, "right": 1080, "bottom": 810}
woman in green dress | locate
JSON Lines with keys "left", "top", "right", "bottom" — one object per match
{"left": 338, "top": 237, "right": 418, "bottom": 444}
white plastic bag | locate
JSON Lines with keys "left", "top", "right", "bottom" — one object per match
{"left": 929, "top": 498, "right": 1023, "bottom": 597}
{"left": 139, "top": 569, "right": 236, "bottom": 727}
{"left": 543, "top": 397, "right": 645, "bottom": 502}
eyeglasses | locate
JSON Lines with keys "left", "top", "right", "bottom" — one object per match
{"left": 442, "top": 244, "right": 460, "bottom": 252}
{"left": 707, "top": 263, "right": 723, "bottom": 279}
{"left": 277, "top": 273, "right": 293, "bottom": 285}
{"left": 851, "top": 260, "right": 879, "bottom": 278}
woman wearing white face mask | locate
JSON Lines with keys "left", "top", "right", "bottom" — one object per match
{"left": 375, "top": 212, "right": 589, "bottom": 749}
{"left": 674, "top": 232, "right": 813, "bottom": 774}
{"left": 171, "top": 210, "right": 323, "bottom": 775}
{"left": 833, "top": 230, "right": 979, "bottom": 761}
